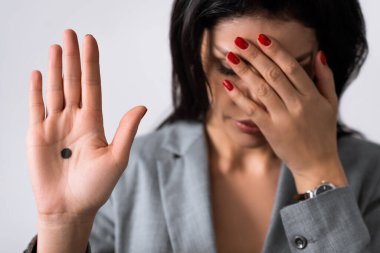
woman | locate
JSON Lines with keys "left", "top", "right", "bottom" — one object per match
{"left": 24, "top": 0, "right": 379, "bottom": 252}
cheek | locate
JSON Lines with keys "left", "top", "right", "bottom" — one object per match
{"left": 210, "top": 82, "right": 230, "bottom": 105}
{"left": 205, "top": 65, "right": 232, "bottom": 105}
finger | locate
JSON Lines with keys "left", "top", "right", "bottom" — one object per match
{"left": 255, "top": 34, "right": 317, "bottom": 96}
{"left": 222, "top": 79, "right": 268, "bottom": 126}
{"left": 226, "top": 52, "right": 286, "bottom": 115}
{"left": 63, "top": 29, "right": 82, "bottom": 108}
{"left": 46, "top": 45, "right": 64, "bottom": 116}
{"left": 110, "top": 106, "right": 148, "bottom": 169}
{"left": 28, "top": 70, "right": 45, "bottom": 125}
{"left": 314, "top": 51, "right": 338, "bottom": 106}
{"left": 82, "top": 34, "right": 102, "bottom": 111}
{"left": 234, "top": 36, "right": 299, "bottom": 108}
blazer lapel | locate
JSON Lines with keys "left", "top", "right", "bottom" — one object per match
{"left": 261, "top": 163, "right": 298, "bottom": 253}
{"left": 157, "top": 123, "right": 217, "bottom": 253}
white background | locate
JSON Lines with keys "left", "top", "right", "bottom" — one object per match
{"left": 0, "top": 0, "right": 379, "bottom": 251}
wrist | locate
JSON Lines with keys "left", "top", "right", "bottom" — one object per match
{"left": 38, "top": 211, "right": 96, "bottom": 226}
{"left": 292, "top": 158, "right": 348, "bottom": 194}
{"left": 37, "top": 213, "right": 96, "bottom": 253}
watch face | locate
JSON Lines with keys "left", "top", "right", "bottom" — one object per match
{"left": 315, "top": 184, "right": 334, "bottom": 195}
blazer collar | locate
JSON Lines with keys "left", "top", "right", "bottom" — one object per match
{"left": 159, "top": 121, "right": 205, "bottom": 155}
{"left": 157, "top": 122, "right": 297, "bottom": 253}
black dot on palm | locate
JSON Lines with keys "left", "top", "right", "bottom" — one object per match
{"left": 61, "top": 148, "right": 72, "bottom": 159}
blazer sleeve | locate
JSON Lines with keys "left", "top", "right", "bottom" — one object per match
{"left": 280, "top": 185, "right": 378, "bottom": 252}
{"left": 88, "top": 194, "right": 116, "bottom": 253}
{"left": 23, "top": 235, "right": 92, "bottom": 253}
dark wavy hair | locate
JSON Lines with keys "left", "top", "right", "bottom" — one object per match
{"left": 159, "top": 0, "right": 368, "bottom": 138}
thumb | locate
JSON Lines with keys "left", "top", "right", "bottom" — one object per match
{"left": 314, "top": 50, "right": 338, "bottom": 106}
{"left": 110, "top": 105, "right": 147, "bottom": 169}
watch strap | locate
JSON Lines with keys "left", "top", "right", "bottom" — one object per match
{"left": 293, "top": 190, "right": 314, "bottom": 201}
{"left": 293, "top": 181, "right": 336, "bottom": 202}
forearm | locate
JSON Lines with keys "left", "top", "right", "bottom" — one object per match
{"left": 37, "top": 213, "right": 95, "bottom": 253}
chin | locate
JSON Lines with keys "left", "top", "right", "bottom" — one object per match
{"left": 228, "top": 129, "right": 268, "bottom": 149}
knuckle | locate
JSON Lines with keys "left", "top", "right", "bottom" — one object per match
{"left": 64, "top": 104, "right": 76, "bottom": 112}
{"left": 265, "top": 41, "right": 277, "bottom": 52}
{"left": 248, "top": 49, "right": 259, "bottom": 60}
{"left": 247, "top": 103, "right": 257, "bottom": 116}
{"left": 246, "top": 103, "right": 257, "bottom": 116}
{"left": 304, "top": 92, "right": 314, "bottom": 102}
{"left": 64, "top": 74, "right": 81, "bottom": 83}
{"left": 236, "top": 65, "right": 250, "bottom": 77}
{"left": 84, "top": 77, "right": 101, "bottom": 86}
{"left": 232, "top": 88, "right": 254, "bottom": 115}
{"left": 285, "top": 61, "right": 299, "bottom": 76}
{"left": 47, "top": 108, "right": 61, "bottom": 115}
{"left": 266, "top": 67, "right": 282, "bottom": 82}
{"left": 47, "top": 85, "right": 63, "bottom": 92}
{"left": 65, "top": 53, "right": 80, "bottom": 61}
{"left": 293, "top": 99, "right": 304, "bottom": 115}
{"left": 233, "top": 90, "right": 244, "bottom": 104}
{"left": 256, "top": 83, "right": 270, "bottom": 97}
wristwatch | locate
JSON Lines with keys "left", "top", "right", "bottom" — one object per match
{"left": 293, "top": 180, "right": 337, "bottom": 201}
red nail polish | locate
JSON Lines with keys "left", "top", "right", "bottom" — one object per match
{"left": 235, "top": 37, "right": 249, "bottom": 50}
{"left": 227, "top": 52, "right": 240, "bottom": 65}
{"left": 320, "top": 51, "right": 327, "bottom": 65}
{"left": 223, "top": 80, "right": 234, "bottom": 91}
{"left": 258, "top": 34, "right": 271, "bottom": 46}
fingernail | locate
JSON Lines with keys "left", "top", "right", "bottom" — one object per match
{"left": 223, "top": 80, "right": 234, "bottom": 91}
{"left": 320, "top": 51, "right": 327, "bottom": 65}
{"left": 235, "top": 37, "right": 249, "bottom": 50}
{"left": 258, "top": 34, "right": 271, "bottom": 46}
{"left": 227, "top": 52, "right": 240, "bottom": 65}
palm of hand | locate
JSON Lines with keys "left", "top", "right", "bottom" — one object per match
{"left": 26, "top": 30, "right": 146, "bottom": 218}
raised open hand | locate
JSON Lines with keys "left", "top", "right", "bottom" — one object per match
{"left": 26, "top": 29, "right": 147, "bottom": 219}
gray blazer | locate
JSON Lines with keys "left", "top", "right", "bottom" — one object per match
{"left": 25, "top": 121, "right": 380, "bottom": 252}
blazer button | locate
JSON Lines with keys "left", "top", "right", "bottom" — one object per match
{"left": 294, "top": 235, "right": 308, "bottom": 249}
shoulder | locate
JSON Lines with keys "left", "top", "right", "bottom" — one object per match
{"left": 129, "top": 120, "right": 204, "bottom": 160}
{"left": 337, "top": 135, "right": 380, "bottom": 208}
{"left": 338, "top": 135, "right": 380, "bottom": 163}
{"left": 114, "top": 120, "right": 204, "bottom": 183}
{"left": 110, "top": 120, "right": 204, "bottom": 204}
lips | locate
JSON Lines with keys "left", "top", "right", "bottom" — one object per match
{"left": 236, "top": 120, "right": 257, "bottom": 128}
{"left": 234, "top": 119, "right": 261, "bottom": 134}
